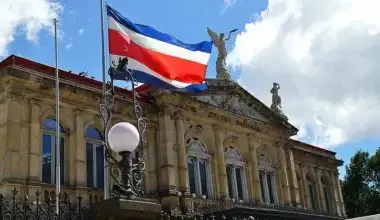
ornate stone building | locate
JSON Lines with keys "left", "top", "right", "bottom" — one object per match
{"left": 0, "top": 55, "right": 346, "bottom": 219}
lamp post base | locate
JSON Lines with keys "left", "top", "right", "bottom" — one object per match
{"left": 90, "top": 197, "right": 162, "bottom": 220}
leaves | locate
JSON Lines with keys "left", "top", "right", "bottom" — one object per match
{"left": 342, "top": 147, "right": 380, "bottom": 218}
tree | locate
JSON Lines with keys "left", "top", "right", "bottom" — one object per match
{"left": 342, "top": 147, "right": 380, "bottom": 218}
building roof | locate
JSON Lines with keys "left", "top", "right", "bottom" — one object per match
{"left": 0, "top": 55, "right": 339, "bottom": 157}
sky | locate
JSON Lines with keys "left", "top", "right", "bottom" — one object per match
{"left": 1, "top": 0, "right": 380, "bottom": 178}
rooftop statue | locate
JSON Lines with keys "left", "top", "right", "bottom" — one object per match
{"left": 270, "top": 82, "right": 288, "bottom": 121}
{"left": 207, "top": 27, "right": 238, "bottom": 80}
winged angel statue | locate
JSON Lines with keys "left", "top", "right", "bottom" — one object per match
{"left": 207, "top": 27, "right": 238, "bottom": 79}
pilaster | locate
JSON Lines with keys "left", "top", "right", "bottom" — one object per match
{"left": 157, "top": 104, "right": 178, "bottom": 195}
{"left": 3, "top": 91, "right": 22, "bottom": 180}
{"left": 277, "top": 140, "right": 291, "bottom": 205}
{"left": 287, "top": 147, "right": 301, "bottom": 207}
{"left": 329, "top": 171, "right": 341, "bottom": 216}
{"left": 248, "top": 134, "right": 261, "bottom": 202}
{"left": 28, "top": 98, "right": 41, "bottom": 182}
{"left": 213, "top": 124, "right": 228, "bottom": 198}
{"left": 174, "top": 111, "right": 189, "bottom": 194}
{"left": 74, "top": 110, "right": 86, "bottom": 187}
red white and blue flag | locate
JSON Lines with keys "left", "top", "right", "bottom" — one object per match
{"left": 107, "top": 6, "right": 212, "bottom": 92}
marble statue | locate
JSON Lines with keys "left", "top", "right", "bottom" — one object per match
{"left": 207, "top": 27, "right": 238, "bottom": 79}
{"left": 270, "top": 82, "right": 288, "bottom": 121}
{"left": 270, "top": 82, "right": 282, "bottom": 109}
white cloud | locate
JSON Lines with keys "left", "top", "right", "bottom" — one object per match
{"left": 0, "top": 0, "right": 63, "bottom": 57}
{"left": 78, "top": 28, "right": 84, "bottom": 36}
{"left": 229, "top": 0, "right": 380, "bottom": 148}
{"left": 65, "top": 42, "right": 72, "bottom": 50}
{"left": 222, "top": 0, "right": 239, "bottom": 13}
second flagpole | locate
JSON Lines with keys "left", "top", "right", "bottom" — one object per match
{"left": 100, "top": 0, "right": 109, "bottom": 200}
{"left": 54, "top": 18, "right": 61, "bottom": 214}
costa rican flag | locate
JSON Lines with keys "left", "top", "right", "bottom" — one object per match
{"left": 107, "top": 5, "right": 212, "bottom": 92}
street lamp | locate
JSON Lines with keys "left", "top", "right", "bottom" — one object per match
{"left": 99, "top": 57, "right": 147, "bottom": 200}
{"left": 107, "top": 122, "right": 140, "bottom": 199}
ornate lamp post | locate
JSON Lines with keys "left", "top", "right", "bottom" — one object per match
{"left": 92, "top": 58, "right": 162, "bottom": 219}
{"left": 107, "top": 122, "right": 140, "bottom": 199}
{"left": 99, "top": 57, "right": 146, "bottom": 200}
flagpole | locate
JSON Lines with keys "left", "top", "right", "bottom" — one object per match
{"left": 54, "top": 18, "right": 61, "bottom": 214}
{"left": 100, "top": 0, "right": 109, "bottom": 199}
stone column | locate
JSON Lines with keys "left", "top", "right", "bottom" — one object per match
{"left": 245, "top": 162, "right": 253, "bottom": 200}
{"left": 278, "top": 141, "right": 291, "bottom": 205}
{"left": 3, "top": 93, "right": 22, "bottom": 180}
{"left": 248, "top": 135, "right": 261, "bottom": 202}
{"left": 335, "top": 172, "right": 346, "bottom": 216}
{"left": 74, "top": 110, "right": 86, "bottom": 187}
{"left": 157, "top": 104, "right": 179, "bottom": 211}
{"left": 174, "top": 111, "right": 189, "bottom": 194}
{"left": 315, "top": 167, "right": 324, "bottom": 211}
{"left": 329, "top": 171, "right": 340, "bottom": 215}
{"left": 145, "top": 126, "right": 158, "bottom": 195}
{"left": 300, "top": 165, "right": 309, "bottom": 209}
{"left": 288, "top": 148, "right": 301, "bottom": 207}
{"left": 28, "top": 99, "right": 41, "bottom": 182}
{"left": 213, "top": 124, "right": 228, "bottom": 198}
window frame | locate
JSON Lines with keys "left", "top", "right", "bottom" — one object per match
{"left": 258, "top": 155, "right": 278, "bottom": 204}
{"left": 85, "top": 126, "right": 104, "bottom": 189}
{"left": 225, "top": 147, "right": 249, "bottom": 201}
{"left": 186, "top": 138, "right": 213, "bottom": 199}
{"left": 41, "top": 118, "right": 66, "bottom": 185}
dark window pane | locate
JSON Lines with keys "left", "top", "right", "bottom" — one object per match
{"left": 43, "top": 119, "right": 64, "bottom": 132}
{"left": 236, "top": 167, "right": 243, "bottom": 200}
{"left": 309, "top": 184, "right": 316, "bottom": 209}
{"left": 86, "top": 127, "right": 103, "bottom": 140}
{"left": 96, "top": 145, "right": 104, "bottom": 189}
{"left": 267, "top": 174, "right": 274, "bottom": 204}
{"left": 60, "top": 138, "right": 64, "bottom": 185}
{"left": 199, "top": 160, "right": 208, "bottom": 197}
{"left": 86, "top": 143, "right": 94, "bottom": 188}
{"left": 259, "top": 172, "right": 265, "bottom": 202}
{"left": 42, "top": 134, "right": 52, "bottom": 184}
{"left": 226, "top": 165, "right": 234, "bottom": 198}
{"left": 324, "top": 187, "right": 330, "bottom": 212}
{"left": 188, "top": 157, "right": 196, "bottom": 194}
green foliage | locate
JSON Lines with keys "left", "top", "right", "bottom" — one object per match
{"left": 342, "top": 147, "right": 380, "bottom": 218}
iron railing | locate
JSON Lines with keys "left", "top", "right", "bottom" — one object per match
{"left": 0, "top": 188, "right": 89, "bottom": 220}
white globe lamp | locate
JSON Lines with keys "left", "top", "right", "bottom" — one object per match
{"left": 108, "top": 122, "right": 140, "bottom": 153}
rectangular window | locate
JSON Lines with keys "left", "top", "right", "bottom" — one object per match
{"left": 236, "top": 167, "right": 244, "bottom": 200}
{"left": 324, "top": 187, "right": 330, "bottom": 212}
{"left": 199, "top": 160, "right": 208, "bottom": 197}
{"left": 188, "top": 157, "right": 196, "bottom": 194}
{"left": 309, "top": 184, "right": 316, "bottom": 209}
{"left": 42, "top": 134, "right": 52, "bottom": 184}
{"left": 86, "top": 143, "right": 94, "bottom": 188}
{"left": 267, "top": 173, "right": 274, "bottom": 204}
{"left": 96, "top": 145, "right": 104, "bottom": 189}
{"left": 259, "top": 172, "right": 266, "bottom": 202}
{"left": 226, "top": 165, "right": 234, "bottom": 199}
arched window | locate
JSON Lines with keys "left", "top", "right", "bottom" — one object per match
{"left": 41, "top": 118, "right": 65, "bottom": 185}
{"left": 321, "top": 175, "right": 330, "bottom": 212}
{"left": 258, "top": 154, "right": 278, "bottom": 204}
{"left": 225, "top": 147, "right": 248, "bottom": 201}
{"left": 85, "top": 126, "right": 104, "bottom": 189}
{"left": 306, "top": 172, "right": 317, "bottom": 210}
{"left": 186, "top": 137, "right": 212, "bottom": 198}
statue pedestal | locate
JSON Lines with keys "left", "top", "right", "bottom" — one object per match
{"left": 90, "top": 197, "right": 162, "bottom": 220}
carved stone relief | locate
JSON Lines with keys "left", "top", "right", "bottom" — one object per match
{"left": 194, "top": 95, "right": 268, "bottom": 122}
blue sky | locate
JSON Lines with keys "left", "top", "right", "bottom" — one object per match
{"left": 5, "top": 0, "right": 379, "bottom": 179}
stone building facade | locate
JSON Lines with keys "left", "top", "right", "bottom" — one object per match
{"left": 0, "top": 55, "right": 346, "bottom": 219}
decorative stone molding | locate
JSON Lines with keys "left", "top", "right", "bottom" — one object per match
{"left": 171, "top": 110, "right": 184, "bottom": 120}
{"left": 223, "top": 135, "right": 239, "bottom": 147}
